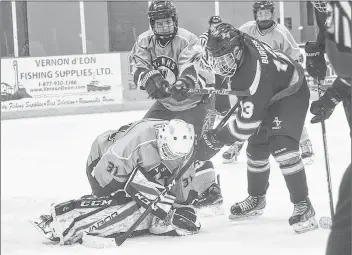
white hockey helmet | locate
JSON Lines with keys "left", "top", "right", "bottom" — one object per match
{"left": 155, "top": 119, "right": 195, "bottom": 160}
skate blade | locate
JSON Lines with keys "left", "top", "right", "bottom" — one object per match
{"left": 228, "top": 209, "right": 264, "bottom": 220}
{"left": 29, "top": 219, "right": 59, "bottom": 242}
{"left": 195, "top": 203, "right": 225, "bottom": 217}
{"left": 292, "top": 217, "right": 319, "bottom": 234}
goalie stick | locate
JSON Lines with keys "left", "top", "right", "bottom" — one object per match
{"left": 81, "top": 101, "right": 241, "bottom": 248}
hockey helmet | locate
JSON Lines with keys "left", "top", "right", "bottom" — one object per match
{"left": 155, "top": 119, "right": 195, "bottom": 160}
{"left": 148, "top": 0, "right": 178, "bottom": 43}
{"left": 253, "top": 1, "right": 275, "bottom": 30}
{"left": 206, "top": 23, "right": 244, "bottom": 77}
{"left": 310, "top": 1, "right": 327, "bottom": 13}
{"left": 208, "top": 15, "right": 223, "bottom": 30}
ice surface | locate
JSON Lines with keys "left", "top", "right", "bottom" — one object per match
{"left": 1, "top": 104, "right": 350, "bottom": 255}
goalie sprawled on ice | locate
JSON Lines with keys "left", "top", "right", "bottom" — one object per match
{"left": 30, "top": 119, "right": 201, "bottom": 245}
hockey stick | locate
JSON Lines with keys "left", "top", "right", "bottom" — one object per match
{"left": 187, "top": 87, "right": 250, "bottom": 97}
{"left": 316, "top": 79, "right": 334, "bottom": 229}
{"left": 81, "top": 102, "right": 240, "bottom": 248}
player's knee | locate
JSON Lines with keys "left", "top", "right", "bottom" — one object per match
{"left": 270, "top": 136, "right": 304, "bottom": 175}
{"left": 246, "top": 141, "right": 270, "bottom": 162}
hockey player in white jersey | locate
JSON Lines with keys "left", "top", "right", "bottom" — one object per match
{"left": 222, "top": 1, "right": 315, "bottom": 165}
{"left": 130, "top": 0, "right": 223, "bottom": 215}
{"left": 30, "top": 119, "right": 201, "bottom": 245}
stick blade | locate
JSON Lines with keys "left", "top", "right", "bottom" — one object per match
{"left": 319, "top": 216, "right": 332, "bottom": 229}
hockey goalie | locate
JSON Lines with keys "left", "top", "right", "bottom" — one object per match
{"left": 30, "top": 119, "right": 201, "bottom": 245}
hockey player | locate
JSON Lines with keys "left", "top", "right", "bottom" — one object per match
{"left": 222, "top": 1, "right": 314, "bottom": 165}
{"left": 130, "top": 0, "right": 223, "bottom": 215}
{"left": 199, "top": 16, "right": 233, "bottom": 117}
{"left": 30, "top": 119, "right": 201, "bottom": 245}
{"left": 195, "top": 23, "right": 318, "bottom": 233}
{"left": 306, "top": 1, "right": 351, "bottom": 130}
{"left": 307, "top": 2, "right": 351, "bottom": 254}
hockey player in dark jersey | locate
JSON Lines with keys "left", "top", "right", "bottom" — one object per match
{"left": 199, "top": 15, "right": 233, "bottom": 117}
{"left": 308, "top": 2, "right": 351, "bottom": 254}
{"left": 223, "top": 1, "right": 315, "bottom": 165}
{"left": 194, "top": 23, "right": 318, "bottom": 233}
{"left": 130, "top": 0, "right": 223, "bottom": 215}
{"left": 306, "top": 1, "right": 351, "bottom": 129}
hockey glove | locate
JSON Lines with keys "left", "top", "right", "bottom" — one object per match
{"left": 171, "top": 76, "right": 197, "bottom": 102}
{"left": 140, "top": 70, "right": 171, "bottom": 99}
{"left": 195, "top": 129, "right": 225, "bottom": 161}
{"left": 125, "top": 166, "right": 176, "bottom": 220}
{"left": 305, "top": 42, "right": 327, "bottom": 81}
{"left": 310, "top": 87, "right": 343, "bottom": 124}
{"left": 149, "top": 206, "right": 201, "bottom": 236}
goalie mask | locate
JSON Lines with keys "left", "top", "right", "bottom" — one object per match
{"left": 148, "top": 0, "right": 178, "bottom": 44}
{"left": 155, "top": 119, "right": 195, "bottom": 161}
{"left": 310, "top": 1, "right": 327, "bottom": 12}
{"left": 206, "top": 23, "right": 244, "bottom": 78}
{"left": 253, "top": 1, "right": 275, "bottom": 30}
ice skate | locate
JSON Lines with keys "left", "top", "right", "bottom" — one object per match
{"left": 289, "top": 197, "right": 318, "bottom": 234}
{"left": 300, "top": 140, "right": 314, "bottom": 165}
{"left": 229, "top": 194, "right": 266, "bottom": 220}
{"left": 194, "top": 177, "right": 224, "bottom": 216}
{"left": 222, "top": 142, "right": 244, "bottom": 164}
{"left": 29, "top": 214, "right": 60, "bottom": 242}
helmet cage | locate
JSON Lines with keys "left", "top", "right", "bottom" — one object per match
{"left": 148, "top": 1, "right": 178, "bottom": 41}
{"left": 208, "top": 46, "right": 242, "bottom": 77}
{"left": 311, "top": 1, "right": 327, "bottom": 13}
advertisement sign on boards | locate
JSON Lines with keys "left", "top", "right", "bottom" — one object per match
{"left": 1, "top": 53, "right": 123, "bottom": 112}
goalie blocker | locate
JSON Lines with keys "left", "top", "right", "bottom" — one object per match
{"left": 30, "top": 119, "right": 201, "bottom": 245}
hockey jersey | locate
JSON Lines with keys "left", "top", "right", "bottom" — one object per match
{"left": 325, "top": 1, "right": 352, "bottom": 79}
{"left": 217, "top": 34, "right": 305, "bottom": 143}
{"left": 240, "top": 21, "right": 301, "bottom": 61}
{"left": 197, "top": 30, "right": 215, "bottom": 86}
{"left": 86, "top": 119, "right": 195, "bottom": 202}
{"left": 130, "top": 28, "right": 204, "bottom": 111}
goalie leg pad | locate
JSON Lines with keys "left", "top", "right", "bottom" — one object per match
{"left": 149, "top": 206, "right": 201, "bottom": 236}
{"left": 49, "top": 197, "right": 151, "bottom": 245}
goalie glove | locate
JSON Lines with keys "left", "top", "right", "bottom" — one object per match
{"left": 149, "top": 206, "right": 201, "bottom": 236}
{"left": 125, "top": 165, "right": 176, "bottom": 220}
{"left": 305, "top": 42, "right": 327, "bottom": 81}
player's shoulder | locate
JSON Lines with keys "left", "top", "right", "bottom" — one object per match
{"left": 239, "top": 21, "right": 257, "bottom": 32}
{"left": 130, "top": 119, "right": 172, "bottom": 141}
{"left": 273, "top": 23, "right": 290, "bottom": 35}
{"left": 110, "top": 119, "right": 168, "bottom": 153}
{"left": 175, "top": 28, "right": 198, "bottom": 44}
{"left": 136, "top": 30, "right": 155, "bottom": 45}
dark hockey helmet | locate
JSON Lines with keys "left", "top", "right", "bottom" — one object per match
{"left": 310, "top": 1, "right": 327, "bottom": 13}
{"left": 253, "top": 1, "right": 275, "bottom": 30}
{"left": 208, "top": 15, "right": 222, "bottom": 25}
{"left": 208, "top": 15, "right": 223, "bottom": 30}
{"left": 206, "top": 23, "right": 244, "bottom": 77}
{"left": 148, "top": 0, "right": 178, "bottom": 42}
